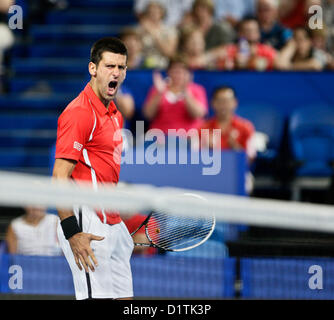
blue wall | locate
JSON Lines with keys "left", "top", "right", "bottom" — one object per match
{"left": 124, "top": 71, "right": 334, "bottom": 117}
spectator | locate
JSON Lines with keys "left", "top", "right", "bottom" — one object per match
{"left": 5, "top": 207, "right": 62, "bottom": 256}
{"left": 136, "top": 1, "right": 178, "bottom": 69}
{"left": 179, "top": 27, "right": 210, "bottom": 70}
{"left": 323, "top": 0, "right": 334, "bottom": 53}
{"left": 217, "top": 17, "right": 277, "bottom": 71}
{"left": 214, "top": 0, "right": 256, "bottom": 27}
{"left": 0, "top": 0, "right": 15, "bottom": 90}
{"left": 276, "top": 27, "right": 329, "bottom": 70}
{"left": 189, "top": 0, "right": 235, "bottom": 50}
{"left": 278, "top": 0, "right": 321, "bottom": 29}
{"left": 199, "top": 86, "right": 256, "bottom": 163}
{"left": 119, "top": 27, "right": 145, "bottom": 70}
{"left": 257, "top": 0, "right": 293, "bottom": 50}
{"left": 123, "top": 213, "right": 157, "bottom": 256}
{"left": 143, "top": 57, "right": 208, "bottom": 137}
{"left": 134, "top": 0, "right": 194, "bottom": 27}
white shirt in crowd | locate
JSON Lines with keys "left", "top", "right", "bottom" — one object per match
{"left": 11, "top": 214, "right": 63, "bottom": 256}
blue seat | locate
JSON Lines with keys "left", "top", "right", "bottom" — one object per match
{"left": 12, "top": 58, "right": 87, "bottom": 76}
{"left": 46, "top": 9, "right": 136, "bottom": 25}
{"left": 289, "top": 105, "right": 334, "bottom": 177}
{"left": 66, "top": 0, "right": 134, "bottom": 9}
{"left": 30, "top": 25, "right": 122, "bottom": 41}
{"left": 28, "top": 43, "right": 91, "bottom": 58}
{"left": 9, "top": 77, "right": 85, "bottom": 94}
{"left": 237, "top": 103, "right": 284, "bottom": 161}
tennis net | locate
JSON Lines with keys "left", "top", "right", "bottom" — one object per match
{"left": 0, "top": 170, "right": 334, "bottom": 299}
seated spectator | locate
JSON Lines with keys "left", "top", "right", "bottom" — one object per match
{"left": 187, "top": 0, "right": 235, "bottom": 50}
{"left": 0, "top": 0, "right": 15, "bottom": 91}
{"left": 179, "top": 27, "right": 211, "bottom": 70}
{"left": 278, "top": 0, "right": 321, "bottom": 29}
{"left": 5, "top": 207, "right": 63, "bottom": 256}
{"left": 214, "top": 0, "right": 256, "bottom": 27}
{"left": 136, "top": 1, "right": 178, "bottom": 69}
{"left": 119, "top": 27, "right": 145, "bottom": 70}
{"left": 199, "top": 86, "right": 256, "bottom": 163}
{"left": 324, "top": 0, "right": 334, "bottom": 53}
{"left": 123, "top": 213, "right": 157, "bottom": 256}
{"left": 257, "top": 0, "right": 293, "bottom": 50}
{"left": 143, "top": 57, "right": 208, "bottom": 137}
{"left": 217, "top": 17, "right": 277, "bottom": 71}
{"left": 275, "top": 27, "right": 329, "bottom": 70}
{"left": 134, "top": 0, "right": 194, "bottom": 27}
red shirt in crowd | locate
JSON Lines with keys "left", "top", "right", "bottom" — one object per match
{"left": 55, "top": 83, "right": 124, "bottom": 225}
{"left": 199, "top": 115, "right": 256, "bottom": 160}
{"left": 218, "top": 43, "right": 277, "bottom": 71}
{"left": 144, "top": 83, "right": 208, "bottom": 135}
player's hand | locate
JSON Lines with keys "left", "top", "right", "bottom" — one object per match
{"left": 68, "top": 232, "right": 104, "bottom": 273}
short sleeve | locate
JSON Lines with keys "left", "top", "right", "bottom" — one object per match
{"left": 55, "top": 107, "right": 94, "bottom": 162}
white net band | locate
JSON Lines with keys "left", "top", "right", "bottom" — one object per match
{"left": 0, "top": 170, "right": 333, "bottom": 233}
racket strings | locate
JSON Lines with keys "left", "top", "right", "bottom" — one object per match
{"left": 148, "top": 221, "right": 212, "bottom": 246}
{"left": 146, "top": 212, "right": 215, "bottom": 251}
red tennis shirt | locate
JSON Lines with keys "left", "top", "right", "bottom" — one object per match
{"left": 55, "top": 83, "right": 124, "bottom": 225}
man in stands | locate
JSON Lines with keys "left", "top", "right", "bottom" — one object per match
{"left": 199, "top": 86, "right": 256, "bottom": 163}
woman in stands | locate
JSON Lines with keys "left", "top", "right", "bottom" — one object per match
{"left": 136, "top": 1, "right": 178, "bottom": 69}
{"left": 143, "top": 57, "right": 208, "bottom": 138}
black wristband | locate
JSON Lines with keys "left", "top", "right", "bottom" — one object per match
{"left": 61, "top": 216, "right": 81, "bottom": 240}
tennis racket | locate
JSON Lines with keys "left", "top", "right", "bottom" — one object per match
{"left": 131, "top": 194, "right": 216, "bottom": 252}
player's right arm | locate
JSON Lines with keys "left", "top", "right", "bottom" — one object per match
{"left": 53, "top": 158, "right": 104, "bottom": 273}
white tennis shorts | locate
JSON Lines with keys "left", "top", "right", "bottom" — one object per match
{"left": 57, "top": 206, "right": 134, "bottom": 300}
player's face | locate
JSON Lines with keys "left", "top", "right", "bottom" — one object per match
{"left": 89, "top": 51, "right": 127, "bottom": 103}
{"left": 212, "top": 89, "right": 237, "bottom": 120}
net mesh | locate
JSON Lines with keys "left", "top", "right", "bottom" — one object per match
{"left": 0, "top": 171, "right": 334, "bottom": 299}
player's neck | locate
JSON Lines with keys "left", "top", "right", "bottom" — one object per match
{"left": 89, "top": 80, "right": 112, "bottom": 109}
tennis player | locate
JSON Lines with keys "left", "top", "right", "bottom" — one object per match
{"left": 52, "top": 37, "right": 134, "bottom": 300}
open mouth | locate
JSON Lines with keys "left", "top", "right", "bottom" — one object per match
{"left": 108, "top": 81, "right": 118, "bottom": 89}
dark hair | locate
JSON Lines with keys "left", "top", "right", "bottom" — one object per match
{"left": 90, "top": 37, "right": 128, "bottom": 65}
{"left": 294, "top": 26, "right": 313, "bottom": 39}
{"left": 192, "top": 0, "right": 215, "bottom": 16}
{"left": 212, "top": 86, "right": 237, "bottom": 99}
{"left": 167, "top": 55, "right": 188, "bottom": 70}
{"left": 119, "top": 27, "right": 140, "bottom": 41}
{"left": 237, "top": 16, "right": 258, "bottom": 32}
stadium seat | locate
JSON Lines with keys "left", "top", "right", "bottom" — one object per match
{"left": 0, "top": 94, "right": 75, "bottom": 110}
{"left": 237, "top": 103, "right": 284, "bottom": 161}
{"left": 12, "top": 58, "right": 87, "bottom": 76}
{"left": 289, "top": 104, "right": 334, "bottom": 200}
{"left": 65, "top": 0, "right": 134, "bottom": 9}
{"left": 46, "top": 9, "right": 136, "bottom": 25}
{"left": 236, "top": 103, "right": 285, "bottom": 186}
{"left": 30, "top": 25, "right": 122, "bottom": 41}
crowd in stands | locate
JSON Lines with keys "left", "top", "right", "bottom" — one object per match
{"left": 125, "top": 0, "right": 334, "bottom": 71}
